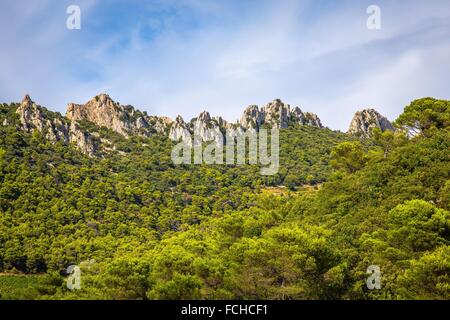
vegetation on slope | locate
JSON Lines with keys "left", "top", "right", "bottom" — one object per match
{"left": 0, "top": 98, "right": 449, "bottom": 300}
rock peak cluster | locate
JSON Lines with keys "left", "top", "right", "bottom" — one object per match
{"left": 12, "top": 93, "right": 395, "bottom": 155}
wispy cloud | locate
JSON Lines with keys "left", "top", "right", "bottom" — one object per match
{"left": 0, "top": 0, "right": 449, "bottom": 130}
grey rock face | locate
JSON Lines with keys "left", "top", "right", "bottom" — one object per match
{"left": 169, "top": 110, "right": 246, "bottom": 145}
{"left": 239, "top": 99, "right": 323, "bottom": 130}
{"left": 64, "top": 95, "right": 324, "bottom": 144}
{"left": 168, "top": 115, "right": 191, "bottom": 141}
{"left": 240, "top": 105, "right": 264, "bottom": 130}
{"left": 16, "top": 94, "right": 70, "bottom": 143}
{"left": 66, "top": 94, "right": 151, "bottom": 137}
{"left": 291, "top": 107, "right": 305, "bottom": 124}
{"left": 191, "top": 111, "right": 224, "bottom": 144}
{"left": 224, "top": 122, "right": 245, "bottom": 138}
{"left": 14, "top": 94, "right": 329, "bottom": 156}
{"left": 66, "top": 94, "right": 180, "bottom": 138}
{"left": 261, "top": 99, "right": 291, "bottom": 128}
{"left": 16, "top": 95, "right": 97, "bottom": 154}
{"left": 147, "top": 116, "right": 173, "bottom": 134}
{"left": 303, "top": 112, "right": 322, "bottom": 128}
{"left": 348, "top": 108, "right": 394, "bottom": 137}
{"left": 69, "top": 121, "right": 97, "bottom": 156}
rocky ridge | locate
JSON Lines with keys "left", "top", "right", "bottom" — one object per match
{"left": 10, "top": 93, "right": 394, "bottom": 156}
{"left": 16, "top": 95, "right": 98, "bottom": 156}
{"left": 240, "top": 99, "right": 322, "bottom": 130}
{"left": 66, "top": 94, "right": 154, "bottom": 138}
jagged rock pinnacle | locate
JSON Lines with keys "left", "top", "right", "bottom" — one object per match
{"left": 348, "top": 108, "right": 394, "bottom": 137}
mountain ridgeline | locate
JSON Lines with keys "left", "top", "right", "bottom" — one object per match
{"left": 7, "top": 93, "right": 394, "bottom": 156}
{"left": 0, "top": 94, "right": 448, "bottom": 300}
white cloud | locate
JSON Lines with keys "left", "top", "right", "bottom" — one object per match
{"left": 0, "top": 0, "right": 449, "bottom": 130}
{"left": 302, "top": 42, "right": 450, "bottom": 130}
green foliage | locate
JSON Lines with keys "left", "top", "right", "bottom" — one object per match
{"left": 330, "top": 141, "right": 368, "bottom": 173}
{"left": 0, "top": 274, "right": 44, "bottom": 299}
{"left": 397, "top": 246, "right": 450, "bottom": 299}
{"left": 0, "top": 98, "right": 449, "bottom": 300}
{"left": 395, "top": 97, "right": 450, "bottom": 133}
{"left": 387, "top": 200, "right": 449, "bottom": 252}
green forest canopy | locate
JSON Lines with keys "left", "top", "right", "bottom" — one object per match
{"left": 0, "top": 97, "right": 449, "bottom": 300}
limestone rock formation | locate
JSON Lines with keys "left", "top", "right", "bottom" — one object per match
{"left": 190, "top": 111, "right": 224, "bottom": 144}
{"left": 240, "top": 105, "right": 264, "bottom": 130}
{"left": 261, "top": 99, "right": 292, "bottom": 128}
{"left": 348, "top": 109, "right": 395, "bottom": 137}
{"left": 69, "top": 122, "right": 97, "bottom": 156}
{"left": 239, "top": 99, "right": 323, "bottom": 130}
{"left": 224, "top": 121, "right": 245, "bottom": 138}
{"left": 66, "top": 94, "right": 153, "bottom": 137}
{"left": 16, "top": 94, "right": 98, "bottom": 155}
{"left": 168, "top": 115, "right": 191, "bottom": 141}
{"left": 65, "top": 94, "right": 181, "bottom": 138}
{"left": 16, "top": 94, "right": 69, "bottom": 143}
{"left": 303, "top": 112, "right": 322, "bottom": 128}
{"left": 147, "top": 116, "right": 173, "bottom": 135}
{"left": 13, "top": 94, "right": 328, "bottom": 156}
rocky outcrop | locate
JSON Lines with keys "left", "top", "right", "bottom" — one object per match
{"left": 240, "top": 105, "right": 264, "bottom": 130}
{"left": 190, "top": 111, "right": 224, "bottom": 144}
{"left": 16, "top": 94, "right": 69, "bottom": 143}
{"left": 168, "top": 110, "right": 249, "bottom": 145}
{"left": 14, "top": 94, "right": 328, "bottom": 155}
{"left": 224, "top": 122, "right": 245, "bottom": 138}
{"left": 66, "top": 94, "right": 183, "bottom": 139}
{"left": 16, "top": 94, "right": 97, "bottom": 155}
{"left": 66, "top": 94, "right": 154, "bottom": 138}
{"left": 69, "top": 122, "right": 97, "bottom": 156}
{"left": 17, "top": 94, "right": 45, "bottom": 131}
{"left": 303, "top": 112, "right": 322, "bottom": 127}
{"left": 169, "top": 111, "right": 226, "bottom": 145}
{"left": 147, "top": 116, "right": 173, "bottom": 135}
{"left": 64, "top": 95, "right": 323, "bottom": 143}
{"left": 239, "top": 99, "right": 323, "bottom": 130}
{"left": 261, "top": 99, "right": 292, "bottom": 128}
{"left": 348, "top": 109, "right": 394, "bottom": 137}
{"left": 168, "top": 115, "right": 190, "bottom": 141}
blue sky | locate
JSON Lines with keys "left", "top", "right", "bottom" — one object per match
{"left": 0, "top": 0, "right": 449, "bottom": 130}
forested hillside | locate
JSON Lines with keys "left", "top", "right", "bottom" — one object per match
{"left": 0, "top": 98, "right": 448, "bottom": 300}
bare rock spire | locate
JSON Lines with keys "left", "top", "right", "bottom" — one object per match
{"left": 348, "top": 108, "right": 394, "bottom": 137}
